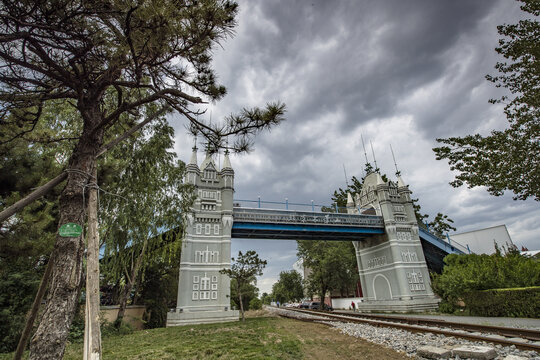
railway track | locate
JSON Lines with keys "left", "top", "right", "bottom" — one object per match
{"left": 280, "top": 308, "right": 540, "bottom": 352}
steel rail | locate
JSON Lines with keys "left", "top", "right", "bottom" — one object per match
{"left": 331, "top": 311, "right": 540, "bottom": 341}
{"left": 283, "top": 309, "right": 540, "bottom": 352}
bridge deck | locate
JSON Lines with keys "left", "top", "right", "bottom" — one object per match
{"left": 232, "top": 207, "right": 385, "bottom": 241}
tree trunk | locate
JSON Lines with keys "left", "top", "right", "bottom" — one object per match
{"left": 29, "top": 116, "right": 104, "bottom": 360}
{"left": 13, "top": 255, "right": 54, "bottom": 360}
{"left": 237, "top": 282, "right": 245, "bottom": 322}
{"left": 84, "top": 166, "right": 101, "bottom": 360}
{"left": 116, "top": 239, "right": 148, "bottom": 326}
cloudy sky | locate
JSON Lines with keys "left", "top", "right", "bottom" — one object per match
{"left": 172, "top": 0, "right": 539, "bottom": 295}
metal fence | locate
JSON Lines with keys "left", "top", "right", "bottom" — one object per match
{"left": 232, "top": 207, "right": 384, "bottom": 228}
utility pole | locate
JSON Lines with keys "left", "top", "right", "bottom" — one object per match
{"left": 84, "top": 166, "right": 102, "bottom": 360}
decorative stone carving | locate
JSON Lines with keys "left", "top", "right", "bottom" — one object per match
{"left": 195, "top": 246, "right": 219, "bottom": 263}
{"left": 396, "top": 231, "right": 412, "bottom": 241}
{"left": 367, "top": 255, "right": 387, "bottom": 269}
{"left": 407, "top": 271, "right": 426, "bottom": 291}
{"left": 401, "top": 250, "right": 418, "bottom": 262}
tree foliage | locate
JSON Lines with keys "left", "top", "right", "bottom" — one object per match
{"left": 434, "top": 0, "right": 540, "bottom": 201}
{"left": 0, "top": 1, "right": 285, "bottom": 357}
{"left": 297, "top": 241, "right": 358, "bottom": 302}
{"left": 138, "top": 231, "right": 182, "bottom": 329}
{"left": 99, "top": 116, "right": 192, "bottom": 326}
{"left": 229, "top": 278, "right": 259, "bottom": 311}
{"left": 271, "top": 270, "right": 304, "bottom": 304}
{"left": 0, "top": 129, "right": 63, "bottom": 352}
{"left": 220, "top": 250, "right": 266, "bottom": 321}
{"left": 432, "top": 246, "right": 540, "bottom": 312}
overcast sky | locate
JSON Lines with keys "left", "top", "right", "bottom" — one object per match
{"left": 171, "top": 0, "right": 539, "bottom": 295}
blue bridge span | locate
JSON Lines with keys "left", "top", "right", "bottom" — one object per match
{"left": 231, "top": 202, "right": 469, "bottom": 273}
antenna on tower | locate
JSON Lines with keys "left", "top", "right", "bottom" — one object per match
{"left": 390, "top": 144, "right": 401, "bottom": 176}
{"left": 343, "top": 164, "right": 349, "bottom": 188}
{"left": 370, "top": 140, "right": 379, "bottom": 172}
{"left": 361, "top": 134, "right": 369, "bottom": 166}
{"left": 192, "top": 131, "right": 198, "bottom": 151}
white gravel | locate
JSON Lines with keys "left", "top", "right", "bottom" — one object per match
{"left": 267, "top": 307, "right": 540, "bottom": 359}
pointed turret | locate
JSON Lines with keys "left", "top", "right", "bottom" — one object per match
{"left": 397, "top": 175, "right": 407, "bottom": 188}
{"left": 189, "top": 146, "right": 198, "bottom": 167}
{"left": 200, "top": 150, "right": 215, "bottom": 171}
{"left": 347, "top": 192, "right": 354, "bottom": 207}
{"left": 376, "top": 172, "right": 385, "bottom": 185}
{"left": 222, "top": 149, "right": 232, "bottom": 170}
{"left": 185, "top": 145, "right": 199, "bottom": 184}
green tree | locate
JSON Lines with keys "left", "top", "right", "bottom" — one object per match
{"left": 260, "top": 292, "right": 272, "bottom": 305}
{"left": 220, "top": 250, "right": 266, "bottom": 322}
{"left": 138, "top": 230, "right": 182, "bottom": 329}
{"left": 428, "top": 212, "right": 457, "bottom": 238}
{"left": 432, "top": 246, "right": 540, "bottom": 312}
{"left": 99, "top": 117, "right": 192, "bottom": 327}
{"left": 0, "top": 129, "right": 64, "bottom": 352}
{"left": 248, "top": 297, "right": 262, "bottom": 310}
{"left": 434, "top": 0, "right": 539, "bottom": 201}
{"left": 271, "top": 270, "right": 304, "bottom": 304}
{"left": 321, "top": 176, "right": 363, "bottom": 213}
{"left": 229, "top": 278, "right": 259, "bottom": 312}
{"left": 297, "top": 241, "right": 358, "bottom": 303}
{"left": 0, "top": 1, "right": 285, "bottom": 357}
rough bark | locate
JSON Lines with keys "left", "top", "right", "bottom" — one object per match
{"left": 13, "top": 255, "right": 54, "bottom": 360}
{"left": 84, "top": 166, "right": 101, "bottom": 360}
{"left": 29, "top": 112, "right": 104, "bottom": 360}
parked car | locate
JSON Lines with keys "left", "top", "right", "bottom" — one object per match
{"left": 299, "top": 301, "right": 311, "bottom": 309}
{"left": 309, "top": 301, "right": 333, "bottom": 311}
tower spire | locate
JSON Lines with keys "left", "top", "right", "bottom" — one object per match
{"left": 390, "top": 144, "right": 401, "bottom": 176}
{"left": 361, "top": 133, "right": 374, "bottom": 175}
{"left": 370, "top": 140, "right": 379, "bottom": 172}
{"left": 189, "top": 135, "right": 198, "bottom": 166}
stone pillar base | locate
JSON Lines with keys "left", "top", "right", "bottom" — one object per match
{"left": 166, "top": 309, "right": 239, "bottom": 326}
{"left": 356, "top": 297, "right": 439, "bottom": 313}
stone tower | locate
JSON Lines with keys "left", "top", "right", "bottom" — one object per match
{"left": 166, "top": 147, "right": 239, "bottom": 326}
{"left": 349, "top": 172, "right": 439, "bottom": 311}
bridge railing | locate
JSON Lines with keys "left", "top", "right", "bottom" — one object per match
{"left": 232, "top": 207, "right": 385, "bottom": 228}
{"left": 233, "top": 198, "right": 373, "bottom": 214}
{"left": 419, "top": 227, "right": 470, "bottom": 254}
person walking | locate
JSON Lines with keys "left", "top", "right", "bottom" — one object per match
{"left": 351, "top": 301, "right": 356, "bottom": 312}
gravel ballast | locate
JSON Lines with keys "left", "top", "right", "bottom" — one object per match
{"left": 267, "top": 307, "right": 540, "bottom": 359}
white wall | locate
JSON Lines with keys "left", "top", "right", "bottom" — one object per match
{"left": 450, "top": 224, "right": 513, "bottom": 254}
{"left": 331, "top": 297, "right": 364, "bottom": 310}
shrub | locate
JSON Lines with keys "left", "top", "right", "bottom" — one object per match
{"left": 463, "top": 287, "right": 540, "bottom": 318}
{"left": 431, "top": 248, "right": 540, "bottom": 309}
{"left": 249, "top": 298, "right": 262, "bottom": 310}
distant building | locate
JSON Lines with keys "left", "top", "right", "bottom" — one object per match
{"left": 450, "top": 224, "right": 514, "bottom": 255}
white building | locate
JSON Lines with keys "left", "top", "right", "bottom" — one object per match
{"left": 450, "top": 224, "right": 514, "bottom": 255}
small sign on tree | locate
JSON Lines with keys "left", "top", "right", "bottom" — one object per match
{"left": 58, "top": 223, "right": 82, "bottom": 237}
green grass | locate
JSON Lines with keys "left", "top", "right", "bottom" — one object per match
{"left": 2, "top": 317, "right": 302, "bottom": 360}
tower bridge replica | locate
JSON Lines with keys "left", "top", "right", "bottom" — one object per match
{"left": 166, "top": 148, "right": 469, "bottom": 326}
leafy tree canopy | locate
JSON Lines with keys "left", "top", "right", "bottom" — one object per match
{"left": 432, "top": 246, "right": 540, "bottom": 310}
{"left": 433, "top": 0, "right": 539, "bottom": 201}
{"left": 271, "top": 270, "right": 304, "bottom": 304}
{"left": 297, "top": 241, "right": 358, "bottom": 302}
{"left": 0, "top": 1, "right": 285, "bottom": 357}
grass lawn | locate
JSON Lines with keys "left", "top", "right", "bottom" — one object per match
{"left": 2, "top": 310, "right": 409, "bottom": 359}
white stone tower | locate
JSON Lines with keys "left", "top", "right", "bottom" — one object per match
{"left": 349, "top": 172, "right": 439, "bottom": 311}
{"left": 166, "top": 147, "right": 239, "bottom": 326}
